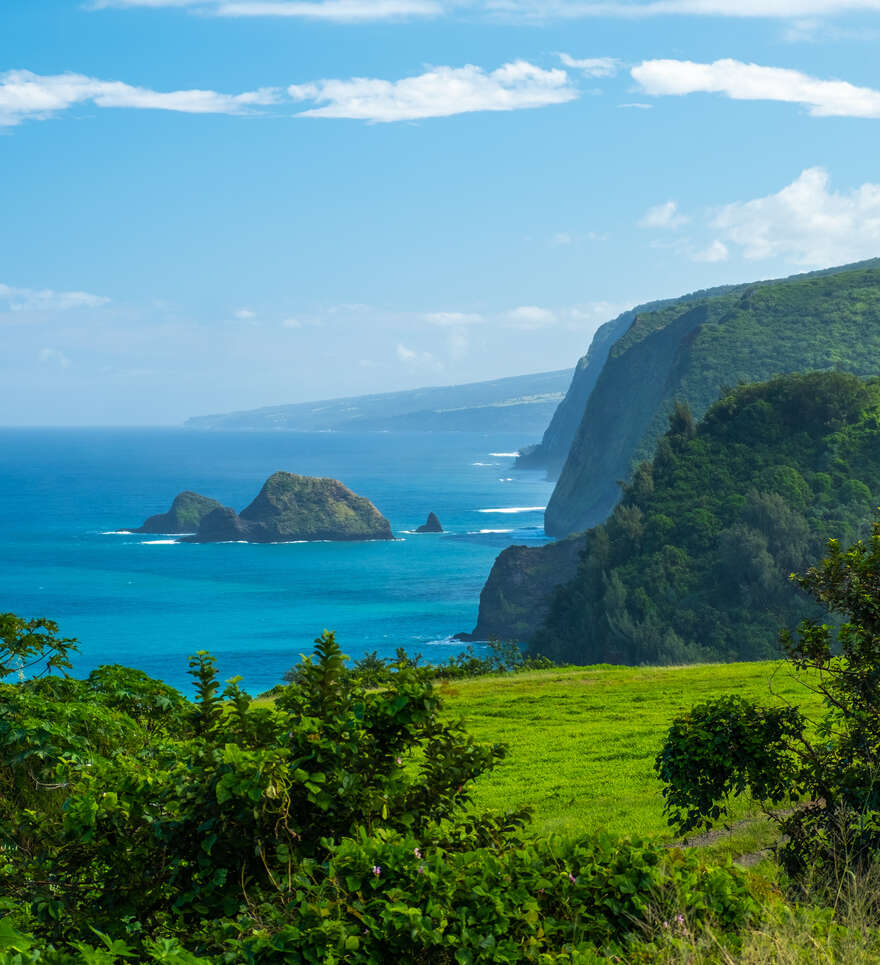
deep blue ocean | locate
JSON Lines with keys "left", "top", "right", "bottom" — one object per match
{"left": 0, "top": 429, "right": 554, "bottom": 693}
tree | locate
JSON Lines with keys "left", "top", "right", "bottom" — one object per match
{"left": 0, "top": 613, "right": 76, "bottom": 681}
{"left": 655, "top": 513, "right": 880, "bottom": 880}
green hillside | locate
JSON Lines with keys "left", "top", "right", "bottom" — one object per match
{"left": 532, "top": 371, "right": 880, "bottom": 666}
{"left": 440, "top": 660, "right": 821, "bottom": 843}
{"left": 545, "top": 261, "right": 880, "bottom": 538}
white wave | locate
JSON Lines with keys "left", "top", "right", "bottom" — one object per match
{"left": 141, "top": 539, "right": 179, "bottom": 545}
{"left": 423, "top": 635, "right": 465, "bottom": 646}
{"left": 471, "top": 461, "right": 499, "bottom": 467}
{"left": 489, "top": 451, "right": 519, "bottom": 458}
{"left": 101, "top": 530, "right": 133, "bottom": 535}
{"left": 478, "top": 528, "right": 514, "bottom": 534}
{"left": 477, "top": 506, "right": 545, "bottom": 514}
{"left": 498, "top": 477, "right": 514, "bottom": 482}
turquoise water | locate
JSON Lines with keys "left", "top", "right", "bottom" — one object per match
{"left": 0, "top": 429, "right": 553, "bottom": 692}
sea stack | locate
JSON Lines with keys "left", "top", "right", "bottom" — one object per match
{"left": 415, "top": 512, "right": 443, "bottom": 533}
{"left": 131, "top": 491, "right": 224, "bottom": 534}
{"left": 183, "top": 472, "right": 394, "bottom": 543}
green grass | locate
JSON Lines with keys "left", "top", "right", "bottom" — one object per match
{"left": 438, "top": 660, "right": 825, "bottom": 843}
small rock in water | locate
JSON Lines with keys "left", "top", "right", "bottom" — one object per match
{"left": 415, "top": 512, "right": 443, "bottom": 534}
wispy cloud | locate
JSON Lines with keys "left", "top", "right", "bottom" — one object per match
{"left": 39, "top": 347, "right": 72, "bottom": 368}
{"left": 90, "top": 0, "right": 880, "bottom": 17}
{"left": 0, "top": 69, "right": 280, "bottom": 127}
{"left": 90, "top": 0, "right": 443, "bottom": 18}
{"left": 638, "top": 200, "right": 689, "bottom": 229}
{"left": 505, "top": 305, "right": 557, "bottom": 329}
{"left": 423, "top": 311, "right": 485, "bottom": 326}
{"left": 486, "top": 0, "right": 880, "bottom": 19}
{"left": 0, "top": 282, "right": 110, "bottom": 312}
{"left": 288, "top": 61, "right": 576, "bottom": 122}
{"left": 692, "top": 239, "right": 729, "bottom": 262}
{"left": 631, "top": 58, "right": 880, "bottom": 118}
{"left": 557, "top": 54, "right": 620, "bottom": 77}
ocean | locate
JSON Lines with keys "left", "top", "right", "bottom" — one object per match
{"left": 0, "top": 428, "right": 554, "bottom": 693}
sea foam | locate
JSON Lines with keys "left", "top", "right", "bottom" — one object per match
{"left": 477, "top": 506, "right": 545, "bottom": 514}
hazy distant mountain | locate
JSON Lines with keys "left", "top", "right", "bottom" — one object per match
{"left": 185, "top": 370, "right": 571, "bottom": 435}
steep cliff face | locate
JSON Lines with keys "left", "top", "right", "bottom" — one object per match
{"left": 457, "top": 533, "right": 586, "bottom": 642}
{"left": 132, "top": 491, "right": 223, "bottom": 534}
{"left": 545, "top": 263, "right": 880, "bottom": 538}
{"left": 184, "top": 472, "right": 393, "bottom": 543}
{"left": 515, "top": 286, "right": 743, "bottom": 479}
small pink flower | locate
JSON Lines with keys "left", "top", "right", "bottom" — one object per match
{"left": 568, "top": 873, "right": 576, "bottom": 884}
{"left": 396, "top": 757, "right": 403, "bottom": 765}
{"left": 372, "top": 865, "right": 381, "bottom": 877}
{"left": 413, "top": 848, "right": 422, "bottom": 859}
{"left": 417, "top": 864, "right": 425, "bottom": 874}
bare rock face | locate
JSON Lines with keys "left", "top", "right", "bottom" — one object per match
{"left": 132, "top": 491, "right": 224, "bottom": 534}
{"left": 415, "top": 512, "right": 443, "bottom": 533}
{"left": 182, "top": 472, "right": 394, "bottom": 543}
{"left": 456, "top": 533, "right": 586, "bottom": 643}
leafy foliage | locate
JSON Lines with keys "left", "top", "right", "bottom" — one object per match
{"left": 0, "top": 622, "right": 757, "bottom": 961}
{"left": 281, "top": 637, "right": 555, "bottom": 692}
{"left": 533, "top": 372, "right": 880, "bottom": 665}
{"left": 655, "top": 513, "right": 880, "bottom": 882}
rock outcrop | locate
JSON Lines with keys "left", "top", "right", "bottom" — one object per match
{"left": 415, "top": 513, "right": 443, "bottom": 533}
{"left": 132, "top": 491, "right": 224, "bottom": 534}
{"left": 183, "top": 472, "right": 393, "bottom": 543}
{"left": 456, "top": 533, "right": 586, "bottom": 642}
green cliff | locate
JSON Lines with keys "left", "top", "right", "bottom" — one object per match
{"left": 185, "top": 472, "right": 393, "bottom": 543}
{"left": 132, "top": 491, "right": 223, "bottom": 534}
{"left": 545, "top": 260, "right": 880, "bottom": 538}
{"left": 532, "top": 371, "right": 880, "bottom": 665}
{"left": 515, "top": 285, "right": 745, "bottom": 478}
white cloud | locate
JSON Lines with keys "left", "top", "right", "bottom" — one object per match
{"left": 0, "top": 69, "right": 279, "bottom": 127}
{"left": 91, "top": 0, "right": 443, "bottom": 18}
{"left": 90, "top": 0, "right": 880, "bottom": 17}
{"left": 0, "top": 282, "right": 110, "bottom": 312}
{"left": 288, "top": 61, "right": 577, "bottom": 122}
{"left": 638, "top": 200, "right": 689, "bottom": 229}
{"left": 631, "top": 58, "right": 880, "bottom": 119}
{"left": 234, "top": 307, "right": 256, "bottom": 319}
{"left": 423, "top": 311, "right": 485, "bottom": 326}
{"left": 39, "top": 348, "right": 72, "bottom": 368}
{"left": 505, "top": 305, "right": 557, "bottom": 328}
{"left": 486, "top": 0, "right": 880, "bottom": 18}
{"left": 692, "top": 239, "right": 729, "bottom": 262}
{"left": 708, "top": 167, "right": 880, "bottom": 266}
{"left": 396, "top": 342, "right": 438, "bottom": 364}
{"left": 281, "top": 317, "right": 302, "bottom": 328}
{"left": 618, "top": 102, "right": 653, "bottom": 109}
{"left": 557, "top": 54, "right": 620, "bottom": 77}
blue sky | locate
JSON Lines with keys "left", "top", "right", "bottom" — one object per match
{"left": 3, "top": 0, "right": 880, "bottom": 424}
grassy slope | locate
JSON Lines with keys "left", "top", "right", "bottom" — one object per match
{"left": 439, "top": 661, "right": 824, "bottom": 842}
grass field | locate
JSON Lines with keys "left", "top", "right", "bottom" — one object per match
{"left": 438, "top": 660, "right": 825, "bottom": 844}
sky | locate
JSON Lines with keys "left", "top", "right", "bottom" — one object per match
{"left": 2, "top": 0, "right": 880, "bottom": 425}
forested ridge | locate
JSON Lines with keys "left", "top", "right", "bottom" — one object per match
{"left": 533, "top": 371, "right": 880, "bottom": 666}
{"left": 546, "top": 263, "right": 880, "bottom": 537}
